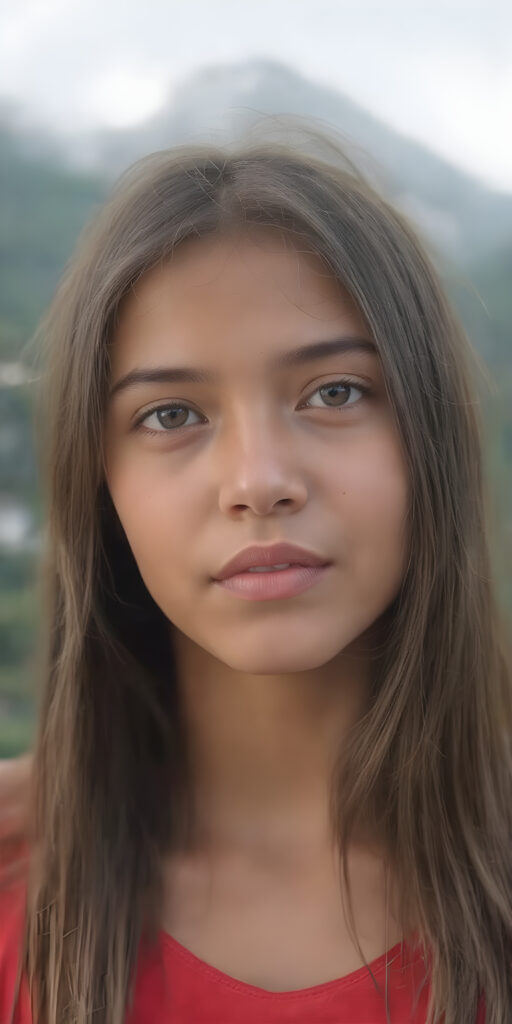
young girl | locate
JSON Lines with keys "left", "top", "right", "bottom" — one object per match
{"left": 0, "top": 133, "right": 510, "bottom": 1024}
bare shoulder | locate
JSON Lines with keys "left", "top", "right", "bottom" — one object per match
{"left": 0, "top": 755, "right": 32, "bottom": 798}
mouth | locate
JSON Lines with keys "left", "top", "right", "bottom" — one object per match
{"left": 214, "top": 542, "right": 330, "bottom": 581}
{"left": 212, "top": 563, "right": 332, "bottom": 601}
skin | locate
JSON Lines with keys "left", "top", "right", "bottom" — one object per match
{"left": 102, "top": 227, "right": 411, "bottom": 988}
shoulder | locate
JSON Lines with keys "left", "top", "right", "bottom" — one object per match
{"left": 0, "top": 880, "right": 29, "bottom": 1022}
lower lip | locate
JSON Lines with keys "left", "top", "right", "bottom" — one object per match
{"left": 214, "top": 564, "right": 331, "bottom": 601}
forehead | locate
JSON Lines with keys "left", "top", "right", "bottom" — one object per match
{"left": 111, "top": 228, "right": 370, "bottom": 371}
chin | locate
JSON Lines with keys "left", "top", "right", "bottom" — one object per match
{"left": 205, "top": 633, "right": 363, "bottom": 676}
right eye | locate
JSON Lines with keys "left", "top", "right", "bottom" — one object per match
{"left": 135, "top": 404, "right": 205, "bottom": 435}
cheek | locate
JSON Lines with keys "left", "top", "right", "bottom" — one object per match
{"left": 335, "top": 434, "right": 409, "bottom": 581}
{"left": 346, "top": 449, "right": 408, "bottom": 522}
{"left": 107, "top": 455, "right": 197, "bottom": 596}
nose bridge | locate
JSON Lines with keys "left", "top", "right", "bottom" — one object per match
{"left": 215, "top": 389, "right": 307, "bottom": 514}
{"left": 223, "top": 389, "right": 290, "bottom": 465}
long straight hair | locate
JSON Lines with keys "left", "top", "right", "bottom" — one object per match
{"left": 10, "top": 132, "right": 512, "bottom": 1023}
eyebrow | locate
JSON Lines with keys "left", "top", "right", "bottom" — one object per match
{"left": 109, "top": 336, "right": 377, "bottom": 399}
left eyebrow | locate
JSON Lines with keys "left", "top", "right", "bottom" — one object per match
{"left": 109, "top": 336, "right": 378, "bottom": 399}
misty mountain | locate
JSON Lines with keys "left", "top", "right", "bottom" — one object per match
{"left": 67, "top": 58, "right": 512, "bottom": 267}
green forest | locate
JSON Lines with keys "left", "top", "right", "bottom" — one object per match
{"left": 0, "top": 115, "right": 511, "bottom": 757}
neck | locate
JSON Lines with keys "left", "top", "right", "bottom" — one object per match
{"left": 170, "top": 626, "right": 376, "bottom": 858}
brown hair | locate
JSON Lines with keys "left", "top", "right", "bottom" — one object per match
{"left": 10, "top": 131, "right": 512, "bottom": 1023}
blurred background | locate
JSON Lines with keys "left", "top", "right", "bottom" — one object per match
{"left": 0, "top": 0, "right": 511, "bottom": 756}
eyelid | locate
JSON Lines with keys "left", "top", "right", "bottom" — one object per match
{"left": 132, "top": 400, "right": 204, "bottom": 428}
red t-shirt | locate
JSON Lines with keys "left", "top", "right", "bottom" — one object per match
{"left": 0, "top": 880, "right": 486, "bottom": 1023}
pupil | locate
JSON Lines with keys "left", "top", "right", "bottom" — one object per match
{"left": 157, "top": 407, "right": 187, "bottom": 428}
{"left": 323, "top": 384, "right": 348, "bottom": 405}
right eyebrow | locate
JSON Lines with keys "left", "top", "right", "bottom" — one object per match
{"left": 109, "top": 336, "right": 377, "bottom": 399}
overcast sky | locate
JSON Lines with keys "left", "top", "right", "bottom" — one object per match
{"left": 1, "top": 0, "right": 511, "bottom": 192}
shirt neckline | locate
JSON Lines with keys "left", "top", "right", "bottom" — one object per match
{"left": 158, "top": 929, "right": 422, "bottom": 1001}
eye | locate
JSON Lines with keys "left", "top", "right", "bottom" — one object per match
{"left": 135, "top": 403, "right": 204, "bottom": 434}
{"left": 299, "top": 377, "right": 369, "bottom": 411}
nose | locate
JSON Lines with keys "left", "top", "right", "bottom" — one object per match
{"left": 216, "top": 411, "right": 308, "bottom": 518}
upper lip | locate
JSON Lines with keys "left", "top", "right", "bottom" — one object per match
{"left": 214, "top": 543, "right": 331, "bottom": 580}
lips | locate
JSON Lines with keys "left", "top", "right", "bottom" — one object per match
{"left": 214, "top": 542, "right": 330, "bottom": 581}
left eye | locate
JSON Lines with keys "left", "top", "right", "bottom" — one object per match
{"left": 301, "top": 379, "right": 367, "bottom": 410}
{"left": 136, "top": 378, "right": 368, "bottom": 435}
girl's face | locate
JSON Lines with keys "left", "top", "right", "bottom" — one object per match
{"left": 105, "top": 228, "right": 409, "bottom": 674}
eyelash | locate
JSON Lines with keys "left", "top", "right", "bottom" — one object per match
{"left": 134, "top": 377, "right": 370, "bottom": 437}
